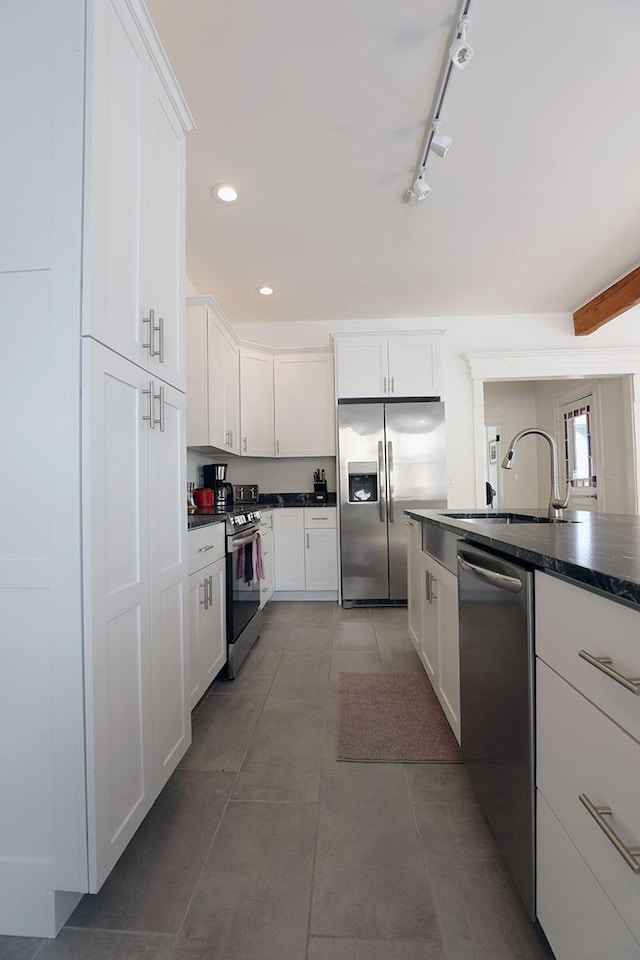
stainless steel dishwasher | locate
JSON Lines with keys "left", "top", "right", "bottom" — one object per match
{"left": 457, "top": 542, "right": 535, "bottom": 920}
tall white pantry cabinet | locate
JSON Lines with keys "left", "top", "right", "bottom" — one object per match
{"left": 0, "top": 0, "right": 195, "bottom": 938}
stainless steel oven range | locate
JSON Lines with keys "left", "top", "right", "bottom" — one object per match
{"left": 225, "top": 510, "right": 263, "bottom": 678}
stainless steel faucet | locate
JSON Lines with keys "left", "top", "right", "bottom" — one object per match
{"left": 501, "top": 428, "right": 570, "bottom": 519}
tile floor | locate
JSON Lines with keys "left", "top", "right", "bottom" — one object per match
{"left": 1, "top": 603, "right": 553, "bottom": 960}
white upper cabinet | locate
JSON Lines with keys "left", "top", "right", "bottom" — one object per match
{"left": 334, "top": 334, "right": 441, "bottom": 399}
{"left": 185, "top": 302, "right": 240, "bottom": 454}
{"left": 84, "top": 0, "right": 193, "bottom": 390}
{"left": 240, "top": 346, "right": 275, "bottom": 457}
{"left": 274, "top": 353, "right": 335, "bottom": 457}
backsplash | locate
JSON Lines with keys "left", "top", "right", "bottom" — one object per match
{"left": 187, "top": 451, "right": 336, "bottom": 492}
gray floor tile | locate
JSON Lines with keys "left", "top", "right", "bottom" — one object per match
{"left": 308, "top": 938, "right": 444, "bottom": 960}
{"left": 213, "top": 649, "right": 281, "bottom": 697}
{"left": 375, "top": 626, "right": 416, "bottom": 659}
{"left": 404, "top": 764, "right": 476, "bottom": 804}
{"left": 382, "top": 651, "right": 425, "bottom": 672}
{"left": 179, "top": 693, "right": 265, "bottom": 772}
{"left": 0, "top": 938, "right": 43, "bottom": 960}
{"left": 261, "top": 600, "right": 299, "bottom": 623}
{"left": 172, "top": 800, "right": 317, "bottom": 960}
{"left": 332, "top": 621, "right": 377, "bottom": 650}
{"left": 412, "top": 802, "right": 501, "bottom": 865}
{"left": 311, "top": 766, "right": 439, "bottom": 940}
{"left": 267, "top": 658, "right": 330, "bottom": 708}
{"left": 283, "top": 626, "right": 334, "bottom": 661}
{"left": 333, "top": 606, "right": 373, "bottom": 622}
{"left": 254, "top": 622, "right": 293, "bottom": 651}
{"left": 371, "top": 607, "right": 409, "bottom": 626}
{"left": 69, "top": 770, "right": 234, "bottom": 934}
{"left": 233, "top": 703, "right": 325, "bottom": 801}
{"left": 38, "top": 929, "right": 173, "bottom": 959}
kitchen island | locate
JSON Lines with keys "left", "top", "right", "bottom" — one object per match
{"left": 406, "top": 507, "right": 640, "bottom": 960}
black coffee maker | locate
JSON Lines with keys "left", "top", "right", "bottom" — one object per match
{"left": 202, "top": 463, "right": 234, "bottom": 512}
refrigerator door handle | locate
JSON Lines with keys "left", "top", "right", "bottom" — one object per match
{"left": 378, "top": 440, "right": 386, "bottom": 522}
{"left": 387, "top": 440, "right": 395, "bottom": 522}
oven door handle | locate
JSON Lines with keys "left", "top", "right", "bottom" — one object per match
{"left": 231, "top": 531, "right": 259, "bottom": 549}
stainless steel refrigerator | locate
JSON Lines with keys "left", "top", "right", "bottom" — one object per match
{"left": 338, "top": 400, "right": 446, "bottom": 604}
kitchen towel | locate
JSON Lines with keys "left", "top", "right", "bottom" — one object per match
{"left": 252, "top": 532, "right": 264, "bottom": 581}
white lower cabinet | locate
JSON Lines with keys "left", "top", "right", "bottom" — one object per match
{"left": 83, "top": 340, "right": 189, "bottom": 891}
{"left": 535, "top": 571, "right": 640, "bottom": 958}
{"left": 273, "top": 508, "right": 338, "bottom": 595}
{"left": 187, "top": 524, "right": 226, "bottom": 708}
{"left": 406, "top": 522, "right": 460, "bottom": 743}
{"left": 259, "top": 512, "right": 275, "bottom": 609}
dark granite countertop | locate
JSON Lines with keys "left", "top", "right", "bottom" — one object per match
{"left": 406, "top": 507, "right": 640, "bottom": 609}
{"left": 187, "top": 512, "right": 227, "bottom": 531}
{"left": 187, "top": 494, "right": 337, "bottom": 530}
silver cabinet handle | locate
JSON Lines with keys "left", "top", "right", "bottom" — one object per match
{"left": 378, "top": 440, "right": 386, "bottom": 523}
{"left": 306, "top": 533, "right": 310, "bottom": 549}
{"left": 383, "top": 376, "right": 387, "bottom": 394}
{"left": 142, "top": 309, "right": 155, "bottom": 354}
{"left": 425, "top": 571, "right": 432, "bottom": 604}
{"left": 276, "top": 439, "right": 280, "bottom": 455}
{"left": 208, "top": 574, "right": 213, "bottom": 606}
{"left": 157, "top": 315, "right": 165, "bottom": 363}
{"left": 229, "top": 430, "right": 233, "bottom": 447}
{"left": 152, "top": 383, "right": 164, "bottom": 432}
{"left": 243, "top": 436, "right": 248, "bottom": 452}
{"left": 404, "top": 520, "right": 414, "bottom": 526}
{"left": 391, "top": 376, "right": 395, "bottom": 393}
{"left": 578, "top": 650, "right": 640, "bottom": 695}
{"left": 200, "top": 579, "right": 209, "bottom": 610}
{"left": 387, "top": 439, "right": 395, "bottom": 523}
{"left": 142, "top": 380, "right": 155, "bottom": 428}
{"left": 198, "top": 544, "right": 215, "bottom": 553}
{"left": 457, "top": 556, "right": 522, "bottom": 593}
{"left": 579, "top": 794, "right": 640, "bottom": 874}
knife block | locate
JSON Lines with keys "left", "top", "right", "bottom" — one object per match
{"left": 313, "top": 480, "right": 327, "bottom": 504}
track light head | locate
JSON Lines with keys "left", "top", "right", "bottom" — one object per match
{"left": 409, "top": 174, "right": 431, "bottom": 203}
{"left": 450, "top": 16, "right": 473, "bottom": 69}
{"left": 431, "top": 122, "right": 452, "bottom": 158}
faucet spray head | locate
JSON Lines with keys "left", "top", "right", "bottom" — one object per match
{"left": 501, "top": 449, "right": 514, "bottom": 470}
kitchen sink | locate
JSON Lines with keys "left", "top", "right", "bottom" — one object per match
{"left": 442, "top": 512, "right": 570, "bottom": 524}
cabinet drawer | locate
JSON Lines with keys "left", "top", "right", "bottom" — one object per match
{"left": 304, "top": 507, "right": 336, "bottom": 528}
{"left": 188, "top": 523, "right": 225, "bottom": 574}
{"left": 537, "top": 660, "right": 640, "bottom": 944}
{"left": 536, "top": 572, "right": 640, "bottom": 744}
{"left": 537, "top": 791, "right": 638, "bottom": 959}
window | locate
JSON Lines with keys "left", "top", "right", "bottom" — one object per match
{"left": 559, "top": 392, "right": 598, "bottom": 501}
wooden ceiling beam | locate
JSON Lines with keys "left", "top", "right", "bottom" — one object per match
{"left": 573, "top": 264, "right": 640, "bottom": 336}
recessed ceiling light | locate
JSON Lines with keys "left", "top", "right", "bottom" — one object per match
{"left": 256, "top": 286, "right": 275, "bottom": 296}
{"left": 211, "top": 184, "right": 239, "bottom": 203}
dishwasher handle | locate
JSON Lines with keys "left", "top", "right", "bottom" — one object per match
{"left": 458, "top": 554, "right": 523, "bottom": 593}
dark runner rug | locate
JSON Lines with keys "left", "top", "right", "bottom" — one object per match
{"left": 337, "top": 672, "right": 462, "bottom": 762}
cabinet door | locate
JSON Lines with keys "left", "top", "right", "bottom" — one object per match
{"left": 240, "top": 347, "right": 275, "bottom": 457}
{"left": 187, "top": 571, "right": 207, "bottom": 708}
{"left": 388, "top": 336, "right": 440, "bottom": 398}
{"left": 433, "top": 562, "right": 460, "bottom": 742}
{"left": 407, "top": 520, "right": 422, "bottom": 651}
{"left": 335, "top": 337, "right": 388, "bottom": 399}
{"left": 305, "top": 528, "right": 338, "bottom": 591}
{"left": 224, "top": 335, "right": 241, "bottom": 455}
{"left": 148, "top": 383, "right": 190, "bottom": 793}
{"left": 206, "top": 315, "right": 226, "bottom": 449}
{"left": 186, "top": 304, "right": 208, "bottom": 446}
{"left": 84, "top": 0, "right": 148, "bottom": 369}
{"left": 274, "top": 353, "right": 335, "bottom": 456}
{"left": 143, "top": 70, "right": 186, "bottom": 390}
{"left": 260, "top": 529, "right": 274, "bottom": 609}
{"left": 83, "top": 342, "right": 153, "bottom": 891}
{"left": 419, "top": 552, "right": 437, "bottom": 683}
{"left": 201, "top": 557, "right": 227, "bottom": 689}
{"left": 273, "top": 510, "right": 306, "bottom": 591}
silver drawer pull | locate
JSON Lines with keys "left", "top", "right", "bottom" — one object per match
{"left": 578, "top": 650, "right": 640, "bottom": 695}
{"left": 198, "top": 544, "right": 215, "bottom": 553}
{"left": 579, "top": 794, "right": 640, "bottom": 874}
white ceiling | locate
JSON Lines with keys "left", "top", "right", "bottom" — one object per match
{"left": 146, "top": 0, "right": 640, "bottom": 324}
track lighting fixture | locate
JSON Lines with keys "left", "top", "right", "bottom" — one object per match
{"left": 431, "top": 122, "right": 452, "bottom": 158}
{"left": 404, "top": 0, "right": 473, "bottom": 206}
{"left": 450, "top": 15, "right": 473, "bottom": 69}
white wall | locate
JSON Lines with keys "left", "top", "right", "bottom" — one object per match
{"left": 484, "top": 382, "right": 540, "bottom": 508}
{"left": 231, "top": 307, "right": 640, "bottom": 507}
